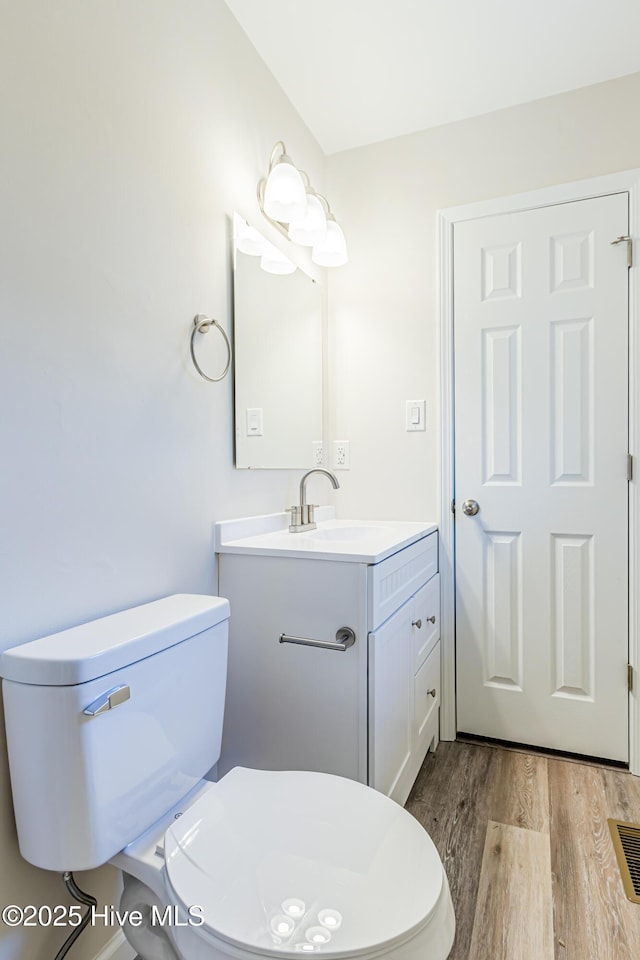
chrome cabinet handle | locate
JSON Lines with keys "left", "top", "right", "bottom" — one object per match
{"left": 462, "top": 499, "right": 480, "bottom": 516}
{"left": 279, "top": 627, "right": 356, "bottom": 652}
{"left": 426, "top": 615, "right": 436, "bottom": 624}
{"left": 83, "top": 684, "right": 130, "bottom": 717}
{"left": 428, "top": 688, "right": 437, "bottom": 698}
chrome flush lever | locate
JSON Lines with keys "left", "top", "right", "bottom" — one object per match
{"left": 83, "top": 684, "right": 130, "bottom": 717}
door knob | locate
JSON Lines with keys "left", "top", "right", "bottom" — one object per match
{"left": 462, "top": 499, "right": 480, "bottom": 516}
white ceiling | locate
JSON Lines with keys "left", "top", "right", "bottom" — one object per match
{"left": 224, "top": 0, "right": 640, "bottom": 155}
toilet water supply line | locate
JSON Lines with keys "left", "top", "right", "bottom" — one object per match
{"left": 53, "top": 873, "right": 97, "bottom": 960}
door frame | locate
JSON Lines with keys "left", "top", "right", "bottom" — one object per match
{"left": 437, "top": 169, "right": 640, "bottom": 774}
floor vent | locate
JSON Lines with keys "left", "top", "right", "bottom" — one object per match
{"left": 609, "top": 819, "right": 640, "bottom": 904}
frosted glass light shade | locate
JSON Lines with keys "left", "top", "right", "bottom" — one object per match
{"left": 288, "top": 194, "right": 328, "bottom": 246}
{"left": 312, "top": 219, "right": 348, "bottom": 267}
{"left": 263, "top": 158, "right": 308, "bottom": 223}
{"left": 234, "top": 214, "right": 268, "bottom": 256}
{"left": 260, "top": 242, "right": 297, "bottom": 275}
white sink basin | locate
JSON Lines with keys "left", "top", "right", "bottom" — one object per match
{"left": 216, "top": 510, "right": 438, "bottom": 564}
{"left": 309, "top": 525, "right": 386, "bottom": 542}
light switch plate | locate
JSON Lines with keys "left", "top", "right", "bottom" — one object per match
{"left": 406, "top": 400, "right": 426, "bottom": 431}
{"left": 246, "top": 407, "right": 263, "bottom": 436}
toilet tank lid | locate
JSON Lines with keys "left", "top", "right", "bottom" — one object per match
{"left": 0, "top": 594, "right": 230, "bottom": 686}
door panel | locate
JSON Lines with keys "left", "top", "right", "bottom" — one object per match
{"left": 454, "top": 193, "right": 629, "bottom": 762}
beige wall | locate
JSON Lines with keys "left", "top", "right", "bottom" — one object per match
{"left": 326, "top": 72, "right": 640, "bottom": 521}
{"left": 0, "top": 2, "right": 324, "bottom": 957}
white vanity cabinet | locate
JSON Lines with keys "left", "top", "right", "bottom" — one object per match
{"left": 368, "top": 537, "right": 440, "bottom": 803}
{"left": 217, "top": 526, "right": 440, "bottom": 806}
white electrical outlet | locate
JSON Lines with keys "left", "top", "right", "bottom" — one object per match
{"left": 312, "top": 441, "right": 324, "bottom": 467}
{"left": 332, "top": 440, "right": 350, "bottom": 470}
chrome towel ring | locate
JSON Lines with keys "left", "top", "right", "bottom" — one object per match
{"left": 190, "top": 313, "right": 232, "bottom": 382}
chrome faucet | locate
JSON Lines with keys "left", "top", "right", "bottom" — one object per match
{"left": 288, "top": 469, "right": 340, "bottom": 532}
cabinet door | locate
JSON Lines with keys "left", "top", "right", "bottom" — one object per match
{"left": 368, "top": 601, "right": 413, "bottom": 803}
{"left": 219, "top": 555, "right": 368, "bottom": 783}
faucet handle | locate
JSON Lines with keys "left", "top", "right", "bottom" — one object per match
{"left": 306, "top": 504, "right": 319, "bottom": 524}
{"left": 286, "top": 503, "right": 319, "bottom": 533}
{"left": 286, "top": 505, "right": 302, "bottom": 527}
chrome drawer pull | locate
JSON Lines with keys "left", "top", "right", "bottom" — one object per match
{"left": 412, "top": 619, "right": 422, "bottom": 629}
{"left": 279, "top": 627, "right": 356, "bottom": 652}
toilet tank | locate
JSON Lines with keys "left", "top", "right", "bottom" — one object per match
{"left": 0, "top": 594, "right": 229, "bottom": 872}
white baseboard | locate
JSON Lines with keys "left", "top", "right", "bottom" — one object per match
{"left": 93, "top": 930, "right": 136, "bottom": 960}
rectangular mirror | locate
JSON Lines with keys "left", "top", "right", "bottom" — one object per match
{"left": 233, "top": 215, "right": 323, "bottom": 469}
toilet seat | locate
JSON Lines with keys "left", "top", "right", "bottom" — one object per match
{"left": 164, "top": 767, "right": 446, "bottom": 957}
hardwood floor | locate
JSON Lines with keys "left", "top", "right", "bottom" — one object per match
{"left": 405, "top": 741, "right": 640, "bottom": 960}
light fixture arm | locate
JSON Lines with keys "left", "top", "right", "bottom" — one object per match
{"left": 313, "top": 192, "right": 334, "bottom": 219}
{"left": 268, "top": 140, "right": 287, "bottom": 171}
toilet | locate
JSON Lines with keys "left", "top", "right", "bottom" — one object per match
{"left": 0, "top": 594, "right": 455, "bottom": 960}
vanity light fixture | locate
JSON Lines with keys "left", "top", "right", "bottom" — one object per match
{"left": 257, "top": 141, "right": 348, "bottom": 267}
{"left": 289, "top": 192, "right": 327, "bottom": 247}
{"left": 260, "top": 241, "right": 297, "bottom": 275}
{"left": 234, "top": 216, "right": 269, "bottom": 257}
{"left": 233, "top": 212, "right": 297, "bottom": 275}
{"left": 311, "top": 214, "right": 348, "bottom": 267}
{"left": 262, "top": 142, "right": 307, "bottom": 223}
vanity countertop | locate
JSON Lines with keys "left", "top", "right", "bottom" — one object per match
{"left": 215, "top": 509, "right": 437, "bottom": 564}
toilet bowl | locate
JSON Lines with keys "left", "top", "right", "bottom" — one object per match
{"left": 0, "top": 594, "right": 454, "bottom": 960}
{"left": 113, "top": 767, "right": 455, "bottom": 960}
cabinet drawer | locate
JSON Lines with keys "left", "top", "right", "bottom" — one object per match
{"left": 414, "top": 642, "right": 440, "bottom": 758}
{"left": 368, "top": 532, "right": 438, "bottom": 630}
{"left": 412, "top": 574, "right": 440, "bottom": 673}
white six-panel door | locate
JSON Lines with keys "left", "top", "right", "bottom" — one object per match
{"left": 454, "top": 193, "right": 629, "bottom": 762}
